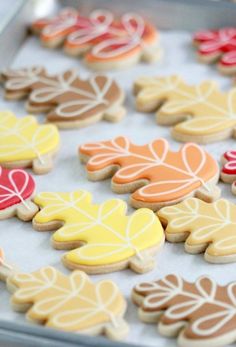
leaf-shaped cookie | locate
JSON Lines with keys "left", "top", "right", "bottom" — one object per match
{"left": 193, "top": 28, "right": 236, "bottom": 75}
{"left": 1, "top": 67, "right": 126, "bottom": 129}
{"left": 158, "top": 197, "right": 236, "bottom": 263}
{"left": 7, "top": 266, "right": 128, "bottom": 340}
{"left": 32, "top": 190, "right": 164, "bottom": 273}
{"left": 79, "top": 136, "right": 220, "bottom": 210}
{"left": 132, "top": 274, "right": 236, "bottom": 347}
{"left": 221, "top": 149, "right": 236, "bottom": 195}
{"left": 134, "top": 75, "right": 236, "bottom": 143}
{"left": 0, "top": 248, "right": 16, "bottom": 281}
{"left": 0, "top": 166, "right": 38, "bottom": 221}
{"left": 0, "top": 111, "right": 59, "bottom": 174}
{"left": 31, "top": 8, "right": 80, "bottom": 46}
{"left": 31, "top": 9, "right": 161, "bottom": 69}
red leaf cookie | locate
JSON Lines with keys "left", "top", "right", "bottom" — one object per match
{"left": 0, "top": 166, "right": 38, "bottom": 221}
{"left": 1, "top": 67, "right": 126, "bottom": 129}
{"left": 79, "top": 136, "right": 220, "bottom": 210}
{"left": 133, "top": 274, "right": 236, "bottom": 347}
{"left": 31, "top": 8, "right": 161, "bottom": 70}
{"left": 193, "top": 27, "right": 236, "bottom": 75}
{"left": 221, "top": 150, "right": 236, "bottom": 195}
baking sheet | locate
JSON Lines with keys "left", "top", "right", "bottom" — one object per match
{"left": 0, "top": 30, "right": 235, "bottom": 347}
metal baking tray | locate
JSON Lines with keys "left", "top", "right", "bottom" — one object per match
{"left": 0, "top": 0, "right": 236, "bottom": 346}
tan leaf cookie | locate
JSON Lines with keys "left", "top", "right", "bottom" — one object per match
{"left": 132, "top": 274, "right": 236, "bottom": 347}
{"left": 0, "top": 111, "right": 59, "bottom": 174}
{"left": 79, "top": 136, "right": 220, "bottom": 211}
{"left": 158, "top": 197, "right": 236, "bottom": 263}
{"left": 134, "top": 75, "right": 236, "bottom": 143}
{"left": 0, "top": 249, "right": 16, "bottom": 281}
{"left": 7, "top": 266, "right": 128, "bottom": 340}
{"left": 31, "top": 8, "right": 161, "bottom": 70}
{"left": 1, "top": 67, "right": 126, "bottom": 129}
{"left": 33, "top": 190, "right": 164, "bottom": 273}
{"left": 0, "top": 166, "right": 38, "bottom": 221}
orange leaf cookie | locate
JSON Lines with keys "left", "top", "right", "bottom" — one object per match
{"left": 79, "top": 136, "right": 220, "bottom": 210}
{"left": 134, "top": 75, "right": 236, "bottom": 143}
{"left": 31, "top": 8, "right": 161, "bottom": 70}
{"left": 1, "top": 67, "right": 125, "bottom": 129}
{"left": 33, "top": 190, "right": 164, "bottom": 273}
{"left": 132, "top": 274, "right": 236, "bottom": 347}
{"left": 7, "top": 266, "right": 128, "bottom": 340}
{"left": 158, "top": 198, "right": 236, "bottom": 263}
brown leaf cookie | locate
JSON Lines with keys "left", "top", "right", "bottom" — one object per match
{"left": 1, "top": 67, "right": 126, "bottom": 129}
{"left": 132, "top": 274, "right": 236, "bottom": 347}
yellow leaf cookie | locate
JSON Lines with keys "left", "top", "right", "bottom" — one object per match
{"left": 158, "top": 198, "right": 236, "bottom": 263}
{"left": 7, "top": 266, "right": 128, "bottom": 340}
{"left": 0, "top": 111, "right": 60, "bottom": 174}
{"left": 33, "top": 190, "right": 164, "bottom": 273}
{"left": 134, "top": 75, "right": 236, "bottom": 143}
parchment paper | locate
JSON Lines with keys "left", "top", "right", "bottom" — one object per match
{"left": 0, "top": 31, "right": 235, "bottom": 347}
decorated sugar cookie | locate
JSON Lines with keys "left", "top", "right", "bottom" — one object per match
{"left": 0, "top": 249, "right": 16, "bottom": 281}
{"left": 221, "top": 150, "right": 236, "bottom": 195}
{"left": 0, "top": 166, "right": 38, "bottom": 221}
{"left": 6, "top": 266, "right": 128, "bottom": 340}
{"left": 132, "top": 274, "right": 236, "bottom": 347}
{"left": 158, "top": 197, "right": 236, "bottom": 263}
{"left": 193, "top": 28, "right": 236, "bottom": 75}
{"left": 79, "top": 136, "right": 220, "bottom": 211}
{"left": 33, "top": 190, "right": 164, "bottom": 273}
{"left": 1, "top": 67, "right": 126, "bottom": 129}
{"left": 134, "top": 75, "right": 236, "bottom": 143}
{"left": 31, "top": 9, "right": 161, "bottom": 69}
{"left": 0, "top": 111, "right": 59, "bottom": 174}
{"left": 31, "top": 8, "right": 80, "bottom": 46}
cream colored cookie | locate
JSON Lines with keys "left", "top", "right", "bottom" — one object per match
{"left": 7, "top": 266, "right": 128, "bottom": 340}
{"left": 158, "top": 197, "right": 236, "bottom": 263}
{"left": 134, "top": 75, "right": 236, "bottom": 143}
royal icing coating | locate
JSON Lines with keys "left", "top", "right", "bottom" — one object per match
{"left": 80, "top": 136, "right": 219, "bottom": 207}
{"left": 221, "top": 150, "right": 236, "bottom": 195}
{"left": 193, "top": 28, "right": 236, "bottom": 72}
{"left": 133, "top": 274, "right": 236, "bottom": 346}
{"left": 220, "top": 50, "right": 236, "bottom": 67}
{"left": 32, "top": 9, "right": 159, "bottom": 67}
{"left": 9, "top": 266, "right": 128, "bottom": 338}
{"left": 134, "top": 75, "right": 236, "bottom": 141}
{"left": 32, "top": 8, "right": 80, "bottom": 39}
{"left": 33, "top": 191, "right": 163, "bottom": 272}
{"left": 0, "top": 166, "right": 35, "bottom": 210}
{"left": 1, "top": 67, "right": 125, "bottom": 126}
{"left": 222, "top": 150, "right": 236, "bottom": 175}
{"left": 0, "top": 111, "right": 59, "bottom": 164}
{"left": 158, "top": 198, "right": 236, "bottom": 261}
